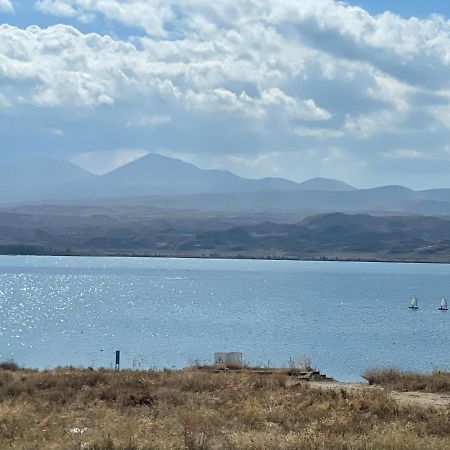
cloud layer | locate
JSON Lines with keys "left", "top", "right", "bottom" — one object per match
{"left": 1, "top": 0, "right": 450, "bottom": 187}
{"left": 0, "top": 0, "right": 14, "bottom": 13}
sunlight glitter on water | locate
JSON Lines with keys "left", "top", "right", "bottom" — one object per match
{"left": 0, "top": 256, "right": 450, "bottom": 380}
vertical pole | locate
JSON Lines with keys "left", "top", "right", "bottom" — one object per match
{"left": 115, "top": 350, "right": 120, "bottom": 371}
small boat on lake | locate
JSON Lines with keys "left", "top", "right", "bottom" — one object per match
{"left": 409, "top": 296, "right": 419, "bottom": 310}
{"left": 439, "top": 297, "right": 448, "bottom": 311}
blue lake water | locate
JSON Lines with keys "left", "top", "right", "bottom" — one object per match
{"left": 0, "top": 255, "right": 449, "bottom": 381}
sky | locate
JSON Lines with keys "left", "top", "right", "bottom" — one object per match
{"left": 2, "top": 1, "right": 450, "bottom": 189}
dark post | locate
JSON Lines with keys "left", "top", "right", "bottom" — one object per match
{"left": 115, "top": 350, "right": 120, "bottom": 370}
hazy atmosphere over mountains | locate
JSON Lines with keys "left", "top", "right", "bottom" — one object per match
{"left": 3, "top": 1, "right": 450, "bottom": 262}
{"left": 2, "top": 151, "right": 450, "bottom": 262}
{"left": 1, "top": 153, "right": 450, "bottom": 218}
{"left": 0, "top": 153, "right": 357, "bottom": 203}
{"left": 2, "top": 1, "right": 450, "bottom": 188}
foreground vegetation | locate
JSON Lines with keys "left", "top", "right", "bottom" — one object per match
{"left": 1, "top": 365, "right": 450, "bottom": 450}
{"left": 363, "top": 367, "right": 450, "bottom": 393}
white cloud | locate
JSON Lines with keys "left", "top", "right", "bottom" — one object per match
{"left": 5, "top": 2, "right": 450, "bottom": 120}
{"left": 47, "top": 127, "right": 64, "bottom": 136}
{"left": 260, "top": 88, "right": 331, "bottom": 121}
{"left": 426, "top": 101, "right": 450, "bottom": 128}
{"left": 0, "top": 93, "right": 12, "bottom": 108}
{"left": 126, "top": 114, "right": 172, "bottom": 127}
{"left": 0, "top": 23, "right": 331, "bottom": 122}
{"left": 344, "top": 110, "right": 397, "bottom": 140}
{"left": 293, "top": 126, "right": 344, "bottom": 139}
{"left": 1, "top": 0, "right": 450, "bottom": 186}
{"left": 36, "top": 0, "right": 174, "bottom": 36}
{"left": 183, "top": 87, "right": 330, "bottom": 121}
{"left": 0, "top": 0, "right": 14, "bottom": 13}
{"left": 33, "top": 1, "right": 450, "bottom": 71}
{"left": 382, "top": 148, "right": 423, "bottom": 159}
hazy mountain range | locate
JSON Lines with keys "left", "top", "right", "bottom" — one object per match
{"left": 2, "top": 153, "right": 450, "bottom": 216}
{"left": 3, "top": 153, "right": 450, "bottom": 262}
{"left": 0, "top": 153, "right": 354, "bottom": 204}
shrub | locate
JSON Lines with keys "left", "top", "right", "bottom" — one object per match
{"left": 0, "top": 362, "right": 20, "bottom": 371}
{"left": 362, "top": 367, "right": 450, "bottom": 393}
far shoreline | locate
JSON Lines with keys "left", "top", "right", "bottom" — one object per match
{"left": 1, "top": 251, "right": 450, "bottom": 265}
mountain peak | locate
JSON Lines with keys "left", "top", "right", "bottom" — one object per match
{"left": 102, "top": 153, "right": 301, "bottom": 194}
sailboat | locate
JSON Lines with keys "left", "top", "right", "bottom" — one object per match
{"left": 409, "top": 296, "right": 419, "bottom": 310}
{"left": 439, "top": 297, "right": 448, "bottom": 311}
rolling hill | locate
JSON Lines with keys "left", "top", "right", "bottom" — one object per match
{"left": 1, "top": 209, "right": 450, "bottom": 262}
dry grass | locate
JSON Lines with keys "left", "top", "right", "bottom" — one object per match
{"left": 362, "top": 367, "right": 450, "bottom": 393}
{"left": 1, "top": 367, "right": 450, "bottom": 449}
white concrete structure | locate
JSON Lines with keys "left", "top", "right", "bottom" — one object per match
{"left": 214, "top": 352, "right": 243, "bottom": 369}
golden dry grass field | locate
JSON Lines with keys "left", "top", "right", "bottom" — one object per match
{"left": 1, "top": 365, "right": 450, "bottom": 450}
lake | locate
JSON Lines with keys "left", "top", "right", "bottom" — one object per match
{"left": 0, "top": 255, "right": 449, "bottom": 381}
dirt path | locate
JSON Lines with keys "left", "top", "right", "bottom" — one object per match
{"left": 306, "top": 381, "right": 450, "bottom": 409}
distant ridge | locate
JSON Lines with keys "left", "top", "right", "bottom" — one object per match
{"left": 4, "top": 153, "right": 450, "bottom": 217}
{"left": 0, "top": 153, "right": 358, "bottom": 203}
{"left": 297, "top": 177, "right": 356, "bottom": 191}
{"left": 0, "top": 159, "right": 96, "bottom": 203}
{"left": 101, "top": 153, "right": 357, "bottom": 195}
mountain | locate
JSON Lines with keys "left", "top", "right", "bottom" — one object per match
{"left": 103, "top": 153, "right": 356, "bottom": 194}
{"left": 102, "top": 153, "right": 299, "bottom": 195}
{"left": 297, "top": 177, "right": 356, "bottom": 191}
{"left": 4, "top": 153, "right": 450, "bottom": 217}
{"left": 0, "top": 159, "right": 97, "bottom": 203}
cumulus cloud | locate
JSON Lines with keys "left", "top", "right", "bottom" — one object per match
{"left": 0, "top": 0, "right": 13, "bottom": 13}
{"left": 0, "top": 21, "right": 332, "bottom": 120}
{"left": 36, "top": 0, "right": 174, "bottom": 36}
{"left": 1, "top": 0, "right": 450, "bottom": 185}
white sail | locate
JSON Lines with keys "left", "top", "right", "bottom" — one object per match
{"left": 411, "top": 296, "right": 418, "bottom": 307}
{"left": 441, "top": 297, "right": 448, "bottom": 309}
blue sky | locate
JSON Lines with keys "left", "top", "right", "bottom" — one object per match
{"left": 5, "top": 1, "right": 450, "bottom": 29}
{"left": 352, "top": 0, "right": 450, "bottom": 18}
{"left": 2, "top": 0, "right": 450, "bottom": 188}
{"left": 351, "top": 0, "right": 450, "bottom": 18}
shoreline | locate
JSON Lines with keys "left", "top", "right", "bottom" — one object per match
{"left": 2, "top": 251, "right": 450, "bottom": 265}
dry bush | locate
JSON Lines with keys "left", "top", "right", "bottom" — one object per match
{"left": 0, "top": 367, "right": 450, "bottom": 449}
{"left": 362, "top": 367, "right": 450, "bottom": 393}
{"left": 0, "top": 361, "right": 20, "bottom": 371}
